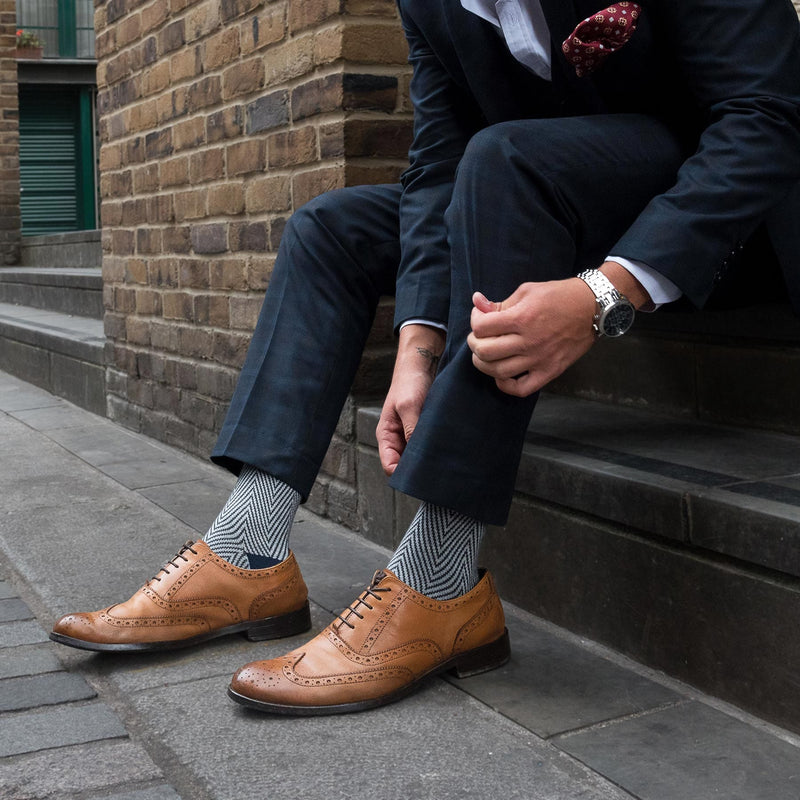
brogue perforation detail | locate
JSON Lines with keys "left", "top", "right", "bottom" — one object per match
{"left": 100, "top": 611, "right": 207, "bottom": 629}
{"left": 359, "top": 589, "right": 409, "bottom": 654}
{"left": 408, "top": 590, "right": 475, "bottom": 613}
{"left": 281, "top": 660, "right": 411, "bottom": 688}
{"left": 248, "top": 572, "right": 301, "bottom": 619}
{"left": 210, "top": 552, "right": 298, "bottom": 580}
{"left": 211, "top": 556, "right": 266, "bottom": 579}
{"left": 141, "top": 585, "right": 239, "bottom": 619}
{"left": 454, "top": 598, "right": 495, "bottom": 649}
{"left": 326, "top": 627, "right": 442, "bottom": 666}
{"left": 157, "top": 552, "right": 297, "bottom": 602}
{"left": 162, "top": 557, "right": 210, "bottom": 600}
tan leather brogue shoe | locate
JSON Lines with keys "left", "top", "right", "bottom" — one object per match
{"left": 227, "top": 567, "right": 509, "bottom": 715}
{"left": 50, "top": 541, "right": 310, "bottom": 652}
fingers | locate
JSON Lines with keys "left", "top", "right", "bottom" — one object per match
{"left": 472, "top": 351, "right": 531, "bottom": 380}
{"left": 470, "top": 285, "right": 532, "bottom": 338}
{"left": 472, "top": 291, "right": 498, "bottom": 314}
{"left": 470, "top": 303, "right": 515, "bottom": 338}
{"left": 376, "top": 411, "right": 405, "bottom": 476}
{"left": 376, "top": 390, "right": 425, "bottom": 476}
{"left": 467, "top": 330, "right": 527, "bottom": 364}
{"left": 377, "top": 429, "right": 403, "bottom": 475}
{"left": 379, "top": 444, "right": 402, "bottom": 476}
{"left": 495, "top": 371, "right": 543, "bottom": 397}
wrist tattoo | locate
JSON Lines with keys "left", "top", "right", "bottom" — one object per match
{"left": 416, "top": 347, "right": 441, "bottom": 375}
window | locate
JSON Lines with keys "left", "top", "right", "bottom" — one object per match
{"left": 17, "top": 0, "right": 95, "bottom": 59}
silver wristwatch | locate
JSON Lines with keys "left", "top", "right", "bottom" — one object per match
{"left": 576, "top": 269, "right": 635, "bottom": 338}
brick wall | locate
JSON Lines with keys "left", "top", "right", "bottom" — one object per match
{"left": 98, "top": 0, "right": 411, "bottom": 526}
{"left": 0, "top": 0, "right": 20, "bottom": 265}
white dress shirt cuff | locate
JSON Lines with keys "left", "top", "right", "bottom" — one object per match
{"left": 399, "top": 318, "right": 448, "bottom": 333}
{"left": 606, "top": 255, "right": 682, "bottom": 310}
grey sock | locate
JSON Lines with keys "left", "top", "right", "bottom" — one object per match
{"left": 387, "top": 502, "right": 485, "bottom": 600}
{"left": 203, "top": 466, "right": 301, "bottom": 570}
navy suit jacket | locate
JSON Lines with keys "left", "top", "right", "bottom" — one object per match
{"left": 393, "top": 0, "right": 800, "bottom": 328}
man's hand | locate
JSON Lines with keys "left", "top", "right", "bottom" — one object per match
{"left": 468, "top": 263, "right": 651, "bottom": 397}
{"left": 377, "top": 324, "right": 446, "bottom": 475}
{"left": 467, "top": 279, "right": 597, "bottom": 397}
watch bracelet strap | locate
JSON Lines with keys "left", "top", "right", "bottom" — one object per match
{"left": 576, "top": 269, "right": 623, "bottom": 303}
{"left": 576, "top": 269, "right": 631, "bottom": 337}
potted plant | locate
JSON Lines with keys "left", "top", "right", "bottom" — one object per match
{"left": 16, "top": 29, "right": 44, "bottom": 59}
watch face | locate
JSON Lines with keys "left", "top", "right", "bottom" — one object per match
{"left": 600, "top": 302, "right": 635, "bottom": 337}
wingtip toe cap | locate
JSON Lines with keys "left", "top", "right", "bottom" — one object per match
{"left": 230, "top": 659, "right": 287, "bottom": 698}
{"left": 52, "top": 612, "right": 95, "bottom": 637}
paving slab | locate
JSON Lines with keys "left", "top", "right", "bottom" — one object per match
{"left": 96, "top": 456, "right": 212, "bottom": 491}
{"left": 0, "top": 382, "right": 61, "bottom": 412}
{"left": 1, "top": 620, "right": 50, "bottom": 647}
{"left": 0, "top": 421, "right": 120, "bottom": 511}
{"left": 0, "top": 703, "right": 127, "bottom": 757}
{"left": 0, "top": 671, "right": 96, "bottom": 711}
{"left": 557, "top": 701, "right": 800, "bottom": 800}
{"left": 0, "top": 643, "right": 63, "bottom": 679}
{"left": 140, "top": 475, "right": 235, "bottom": 533}
{"left": 11, "top": 402, "right": 105, "bottom": 431}
{"left": 0, "top": 739, "right": 167, "bottom": 800}
{"left": 0, "top": 597, "right": 34, "bottom": 622}
{"left": 46, "top": 421, "right": 181, "bottom": 467}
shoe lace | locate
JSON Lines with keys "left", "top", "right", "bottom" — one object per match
{"left": 149, "top": 540, "right": 198, "bottom": 583}
{"left": 335, "top": 573, "right": 392, "bottom": 630}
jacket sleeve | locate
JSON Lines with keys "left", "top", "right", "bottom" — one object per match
{"left": 612, "top": 0, "right": 800, "bottom": 306}
{"left": 393, "top": 5, "right": 480, "bottom": 331}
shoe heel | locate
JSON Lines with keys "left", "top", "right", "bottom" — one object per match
{"left": 449, "top": 628, "right": 510, "bottom": 679}
{"left": 245, "top": 602, "right": 312, "bottom": 642}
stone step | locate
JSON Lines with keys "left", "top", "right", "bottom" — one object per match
{"left": 0, "top": 302, "right": 105, "bottom": 414}
{"left": 549, "top": 302, "right": 800, "bottom": 435}
{"left": 355, "top": 396, "right": 800, "bottom": 733}
{"left": 19, "top": 230, "right": 102, "bottom": 269}
{"left": 0, "top": 268, "right": 103, "bottom": 319}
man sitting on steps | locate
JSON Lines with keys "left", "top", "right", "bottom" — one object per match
{"left": 50, "top": 0, "right": 800, "bottom": 716}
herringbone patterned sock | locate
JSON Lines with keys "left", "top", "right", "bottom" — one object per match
{"left": 203, "top": 466, "right": 301, "bottom": 570}
{"left": 387, "top": 502, "right": 485, "bottom": 600}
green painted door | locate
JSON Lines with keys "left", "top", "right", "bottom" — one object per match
{"left": 18, "top": 85, "right": 96, "bottom": 235}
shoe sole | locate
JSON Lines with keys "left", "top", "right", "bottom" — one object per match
{"left": 226, "top": 627, "right": 511, "bottom": 716}
{"left": 48, "top": 602, "right": 312, "bottom": 653}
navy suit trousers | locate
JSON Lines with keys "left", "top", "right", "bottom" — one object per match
{"left": 212, "top": 114, "right": 684, "bottom": 525}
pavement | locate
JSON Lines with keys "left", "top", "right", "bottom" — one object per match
{"left": 1, "top": 367, "right": 800, "bottom": 800}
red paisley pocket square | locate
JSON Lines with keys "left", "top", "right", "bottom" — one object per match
{"left": 562, "top": 3, "right": 642, "bottom": 77}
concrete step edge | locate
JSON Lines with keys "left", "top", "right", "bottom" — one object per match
{"left": 0, "top": 268, "right": 102, "bottom": 289}
{"left": 0, "top": 306, "right": 105, "bottom": 363}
